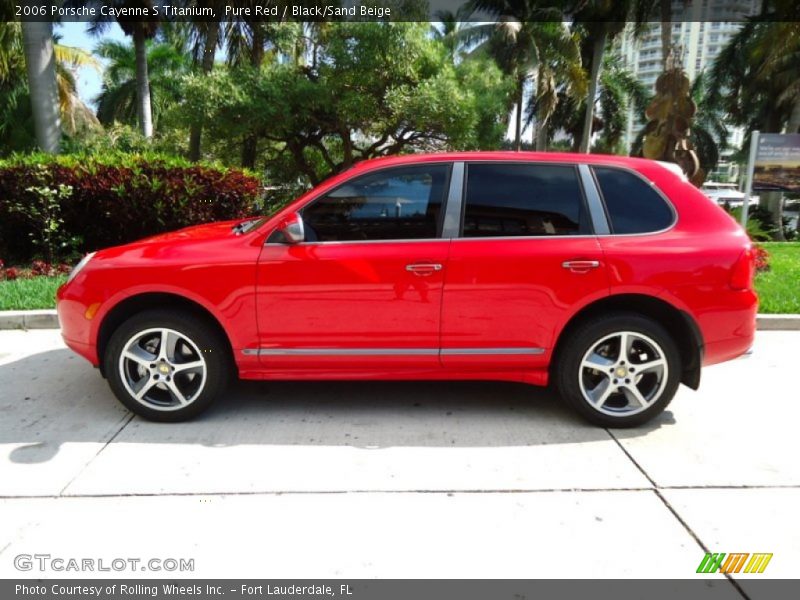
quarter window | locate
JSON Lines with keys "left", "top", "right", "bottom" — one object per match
{"left": 593, "top": 167, "right": 674, "bottom": 234}
{"left": 301, "top": 165, "right": 449, "bottom": 242}
{"left": 462, "top": 163, "right": 588, "bottom": 237}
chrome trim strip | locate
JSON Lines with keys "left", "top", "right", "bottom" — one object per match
{"left": 247, "top": 348, "right": 439, "bottom": 356}
{"left": 578, "top": 163, "right": 611, "bottom": 235}
{"left": 440, "top": 347, "right": 545, "bottom": 356}
{"left": 242, "top": 347, "right": 545, "bottom": 357}
{"left": 441, "top": 161, "right": 465, "bottom": 238}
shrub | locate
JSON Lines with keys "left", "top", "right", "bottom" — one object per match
{"left": 753, "top": 244, "right": 770, "bottom": 273}
{"left": 0, "top": 153, "right": 263, "bottom": 263}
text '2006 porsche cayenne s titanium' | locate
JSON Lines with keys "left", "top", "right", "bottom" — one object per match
{"left": 57, "top": 152, "right": 757, "bottom": 426}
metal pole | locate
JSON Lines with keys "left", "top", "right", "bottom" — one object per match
{"left": 741, "top": 130, "right": 759, "bottom": 227}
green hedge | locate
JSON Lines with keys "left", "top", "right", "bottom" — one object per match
{"left": 0, "top": 153, "right": 263, "bottom": 264}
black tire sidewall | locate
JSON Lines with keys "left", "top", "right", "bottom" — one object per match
{"left": 104, "top": 309, "right": 230, "bottom": 422}
{"left": 556, "top": 313, "right": 682, "bottom": 428}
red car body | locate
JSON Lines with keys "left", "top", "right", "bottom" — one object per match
{"left": 57, "top": 152, "right": 756, "bottom": 398}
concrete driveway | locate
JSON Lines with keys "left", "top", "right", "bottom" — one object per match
{"left": 0, "top": 329, "right": 798, "bottom": 589}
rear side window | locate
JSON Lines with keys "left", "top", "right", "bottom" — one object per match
{"left": 593, "top": 167, "right": 674, "bottom": 234}
{"left": 463, "top": 163, "right": 588, "bottom": 237}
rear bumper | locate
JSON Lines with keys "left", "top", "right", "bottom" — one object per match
{"left": 698, "top": 289, "right": 758, "bottom": 367}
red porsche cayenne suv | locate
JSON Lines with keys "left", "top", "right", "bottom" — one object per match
{"left": 57, "top": 152, "right": 757, "bottom": 426}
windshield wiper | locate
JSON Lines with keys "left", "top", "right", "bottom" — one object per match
{"left": 231, "top": 218, "right": 261, "bottom": 235}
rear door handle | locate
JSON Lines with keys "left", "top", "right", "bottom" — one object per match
{"left": 406, "top": 263, "right": 443, "bottom": 275}
{"left": 562, "top": 260, "right": 601, "bottom": 271}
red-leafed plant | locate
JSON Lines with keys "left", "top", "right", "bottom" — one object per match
{"left": 0, "top": 153, "right": 263, "bottom": 264}
{"left": 753, "top": 244, "right": 770, "bottom": 273}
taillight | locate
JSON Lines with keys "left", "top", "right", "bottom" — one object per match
{"left": 729, "top": 248, "right": 754, "bottom": 290}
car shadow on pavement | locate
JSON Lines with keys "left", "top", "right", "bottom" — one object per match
{"left": 1, "top": 347, "right": 676, "bottom": 463}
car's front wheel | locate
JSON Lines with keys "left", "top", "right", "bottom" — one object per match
{"left": 556, "top": 313, "right": 681, "bottom": 427}
{"left": 104, "top": 309, "right": 231, "bottom": 422}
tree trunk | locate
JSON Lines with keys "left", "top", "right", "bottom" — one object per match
{"left": 188, "top": 24, "right": 219, "bottom": 161}
{"left": 579, "top": 31, "right": 606, "bottom": 153}
{"left": 787, "top": 96, "right": 800, "bottom": 134}
{"left": 514, "top": 75, "right": 524, "bottom": 151}
{"left": 534, "top": 68, "right": 547, "bottom": 151}
{"left": 535, "top": 122, "right": 548, "bottom": 151}
{"left": 762, "top": 193, "right": 785, "bottom": 241}
{"left": 241, "top": 24, "right": 265, "bottom": 168}
{"left": 20, "top": 17, "right": 60, "bottom": 153}
{"left": 660, "top": 0, "right": 672, "bottom": 70}
{"left": 133, "top": 26, "right": 153, "bottom": 138}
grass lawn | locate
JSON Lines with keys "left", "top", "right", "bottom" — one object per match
{"left": 0, "top": 243, "right": 798, "bottom": 314}
{"left": 0, "top": 275, "right": 67, "bottom": 311}
{"left": 756, "top": 242, "right": 800, "bottom": 314}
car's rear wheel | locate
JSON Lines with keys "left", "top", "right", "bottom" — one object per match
{"left": 555, "top": 313, "right": 681, "bottom": 427}
{"left": 104, "top": 309, "right": 231, "bottom": 422}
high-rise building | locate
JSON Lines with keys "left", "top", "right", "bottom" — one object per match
{"left": 617, "top": 0, "right": 762, "bottom": 181}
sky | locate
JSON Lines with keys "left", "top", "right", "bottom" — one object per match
{"left": 56, "top": 21, "right": 126, "bottom": 107}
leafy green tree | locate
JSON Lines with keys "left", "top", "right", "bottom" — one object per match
{"left": 94, "top": 39, "right": 188, "bottom": 131}
{"left": 183, "top": 23, "right": 512, "bottom": 184}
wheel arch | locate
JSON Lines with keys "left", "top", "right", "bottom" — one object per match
{"left": 552, "top": 293, "right": 704, "bottom": 390}
{"left": 96, "top": 292, "right": 236, "bottom": 379}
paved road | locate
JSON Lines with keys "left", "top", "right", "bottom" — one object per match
{"left": 0, "top": 330, "right": 798, "bottom": 589}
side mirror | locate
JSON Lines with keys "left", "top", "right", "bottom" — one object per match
{"left": 277, "top": 213, "right": 305, "bottom": 244}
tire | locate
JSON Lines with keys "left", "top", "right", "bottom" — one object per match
{"left": 555, "top": 312, "right": 681, "bottom": 428}
{"left": 104, "top": 309, "right": 232, "bottom": 422}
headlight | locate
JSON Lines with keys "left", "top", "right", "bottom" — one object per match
{"left": 67, "top": 252, "right": 96, "bottom": 284}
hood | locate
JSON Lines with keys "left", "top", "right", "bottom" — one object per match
{"left": 136, "top": 219, "right": 252, "bottom": 244}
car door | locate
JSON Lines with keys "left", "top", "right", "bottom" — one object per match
{"left": 440, "top": 161, "right": 610, "bottom": 370}
{"left": 255, "top": 163, "right": 452, "bottom": 371}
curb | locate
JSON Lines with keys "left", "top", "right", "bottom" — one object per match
{"left": 756, "top": 314, "right": 800, "bottom": 330}
{"left": 1, "top": 310, "right": 800, "bottom": 331}
{"left": 0, "top": 310, "right": 60, "bottom": 330}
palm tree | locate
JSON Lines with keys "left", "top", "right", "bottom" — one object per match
{"left": 709, "top": 13, "right": 800, "bottom": 239}
{"left": 20, "top": 19, "right": 61, "bottom": 153}
{"left": 432, "top": 5, "right": 475, "bottom": 62}
{"left": 631, "top": 71, "right": 728, "bottom": 174}
{"left": 94, "top": 39, "right": 188, "bottom": 129}
{"left": 459, "top": 2, "right": 583, "bottom": 151}
{"left": 572, "top": 0, "right": 657, "bottom": 153}
{"left": 1, "top": 22, "right": 100, "bottom": 153}
{"left": 547, "top": 50, "right": 649, "bottom": 153}
{"left": 68, "top": 0, "right": 159, "bottom": 138}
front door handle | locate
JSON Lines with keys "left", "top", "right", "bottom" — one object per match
{"left": 406, "top": 263, "right": 443, "bottom": 276}
{"left": 562, "top": 260, "right": 601, "bottom": 272}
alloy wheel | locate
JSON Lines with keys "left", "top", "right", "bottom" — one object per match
{"left": 118, "top": 327, "right": 207, "bottom": 411}
{"left": 578, "top": 330, "right": 669, "bottom": 417}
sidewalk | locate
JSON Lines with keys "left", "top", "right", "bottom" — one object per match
{"left": 0, "top": 329, "right": 798, "bottom": 586}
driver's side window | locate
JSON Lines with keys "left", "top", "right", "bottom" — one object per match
{"left": 301, "top": 164, "right": 450, "bottom": 242}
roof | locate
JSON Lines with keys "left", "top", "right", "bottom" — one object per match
{"left": 346, "top": 151, "right": 662, "bottom": 172}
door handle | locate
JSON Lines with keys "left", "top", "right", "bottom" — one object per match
{"left": 406, "top": 263, "right": 443, "bottom": 275}
{"left": 562, "top": 260, "right": 601, "bottom": 271}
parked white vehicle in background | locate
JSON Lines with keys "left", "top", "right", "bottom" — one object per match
{"left": 700, "top": 182, "right": 757, "bottom": 208}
